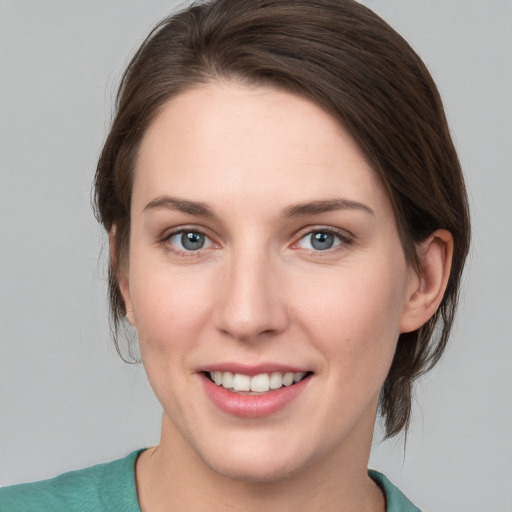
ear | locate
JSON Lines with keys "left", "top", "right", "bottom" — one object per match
{"left": 400, "top": 229, "right": 453, "bottom": 333}
{"left": 109, "top": 228, "right": 135, "bottom": 327}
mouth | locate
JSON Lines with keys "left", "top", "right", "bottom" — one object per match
{"left": 204, "top": 370, "right": 312, "bottom": 394}
{"left": 200, "top": 367, "right": 313, "bottom": 418}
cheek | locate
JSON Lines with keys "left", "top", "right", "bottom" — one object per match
{"left": 297, "top": 260, "right": 408, "bottom": 376}
{"left": 128, "top": 260, "right": 215, "bottom": 356}
{"left": 127, "top": 264, "right": 216, "bottom": 416}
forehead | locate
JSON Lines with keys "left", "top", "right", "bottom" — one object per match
{"left": 134, "top": 82, "right": 392, "bottom": 218}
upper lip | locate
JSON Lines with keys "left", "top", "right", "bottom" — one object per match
{"left": 200, "top": 363, "right": 311, "bottom": 376}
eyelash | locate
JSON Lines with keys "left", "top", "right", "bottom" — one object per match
{"left": 293, "top": 227, "right": 352, "bottom": 255}
{"left": 159, "top": 226, "right": 353, "bottom": 257}
{"left": 159, "top": 228, "right": 216, "bottom": 258}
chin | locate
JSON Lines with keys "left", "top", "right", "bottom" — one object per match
{"left": 204, "top": 453, "right": 304, "bottom": 484}
{"left": 192, "top": 433, "right": 322, "bottom": 484}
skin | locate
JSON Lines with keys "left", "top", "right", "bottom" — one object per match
{"left": 117, "top": 82, "right": 452, "bottom": 511}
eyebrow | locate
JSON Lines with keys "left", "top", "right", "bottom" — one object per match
{"left": 143, "top": 195, "right": 374, "bottom": 218}
{"left": 281, "top": 198, "right": 374, "bottom": 217}
{"left": 144, "top": 196, "right": 214, "bottom": 217}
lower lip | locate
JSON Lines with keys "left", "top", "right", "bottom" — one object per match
{"left": 201, "top": 374, "right": 311, "bottom": 418}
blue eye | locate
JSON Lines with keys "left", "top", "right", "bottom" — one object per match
{"left": 298, "top": 230, "right": 343, "bottom": 251}
{"left": 168, "top": 231, "right": 210, "bottom": 251}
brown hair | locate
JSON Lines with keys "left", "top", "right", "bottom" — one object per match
{"left": 94, "top": 0, "right": 470, "bottom": 438}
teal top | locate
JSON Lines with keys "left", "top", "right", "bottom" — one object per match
{"left": 0, "top": 451, "right": 421, "bottom": 511}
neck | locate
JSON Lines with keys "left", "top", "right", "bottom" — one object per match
{"left": 135, "top": 413, "right": 385, "bottom": 512}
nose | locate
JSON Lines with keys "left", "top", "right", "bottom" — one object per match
{"left": 213, "top": 248, "right": 289, "bottom": 342}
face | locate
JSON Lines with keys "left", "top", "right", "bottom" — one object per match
{"left": 121, "top": 82, "right": 419, "bottom": 482}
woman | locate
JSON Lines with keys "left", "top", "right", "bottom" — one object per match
{"left": 0, "top": 0, "right": 470, "bottom": 510}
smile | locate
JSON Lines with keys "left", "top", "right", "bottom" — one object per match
{"left": 201, "top": 368, "right": 313, "bottom": 418}
{"left": 208, "top": 371, "right": 308, "bottom": 393}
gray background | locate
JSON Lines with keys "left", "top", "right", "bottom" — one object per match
{"left": 1, "top": 1, "right": 511, "bottom": 510}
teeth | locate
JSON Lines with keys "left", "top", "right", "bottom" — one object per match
{"left": 282, "top": 372, "right": 294, "bottom": 386}
{"left": 293, "top": 372, "right": 306, "bottom": 383}
{"left": 232, "top": 373, "right": 251, "bottom": 391}
{"left": 209, "top": 371, "right": 308, "bottom": 392}
{"left": 221, "top": 371, "right": 234, "bottom": 389}
{"left": 269, "top": 372, "right": 283, "bottom": 390}
{"left": 250, "top": 373, "right": 270, "bottom": 392}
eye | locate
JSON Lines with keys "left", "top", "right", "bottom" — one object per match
{"left": 167, "top": 230, "right": 213, "bottom": 252}
{"left": 297, "top": 230, "right": 344, "bottom": 251}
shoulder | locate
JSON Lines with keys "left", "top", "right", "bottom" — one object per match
{"left": 369, "top": 470, "right": 422, "bottom": 512}
{"left": 0, "top": 450, "right": 142, "bottom": 512}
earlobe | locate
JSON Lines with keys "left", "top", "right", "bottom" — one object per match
{"left": 109, "top": 228, "right": 135, "bottom": 326}
{"left": 400, "top": 229, "right": 453, "bottom": 333}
